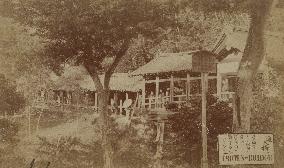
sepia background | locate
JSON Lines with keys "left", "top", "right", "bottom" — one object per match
{"left": 0, "top": 0, "right": 283, "bottom": 168}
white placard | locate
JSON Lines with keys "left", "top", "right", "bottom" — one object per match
{"left": 218, "top": 134, "right": 274, "bottom": 165}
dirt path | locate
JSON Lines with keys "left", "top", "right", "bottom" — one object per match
{"left": 16, "top": 113, "right": 100, "bottom": 162}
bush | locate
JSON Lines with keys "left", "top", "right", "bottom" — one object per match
{"left": 0, "top": 118, "right": 19, "bottom": 143}
{"left": 36, "top": 136, "right": 104, "bottom": 168}
{"left": 0, "top": 119, "right": 24, "bottom": 168}
{"left": 35, "top": 117, "right": 156, "bottom": 168}
{"left": 164, "top": 95, "right": 233, "bottom": 168}
{"left": 0, "top": 74, "right": 25, "bottom": 115}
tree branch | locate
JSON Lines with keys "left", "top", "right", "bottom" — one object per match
{"left": 83, "top": 61, "right": 104, "bottom": 91}
{"left": 104, "top": 39, "right": 131, "bottom": 89}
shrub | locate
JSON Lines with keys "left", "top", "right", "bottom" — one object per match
{"left": 0, "top": 74, "right": 25, "bottom": 115}
{"left": 0, "top": 119, "right": 24, "bottom": 168}
{"left": 0, "top": 118, "right": 19, "bottom": 143}
{"left": 35, "top": 117, "right": 156, "bottom": 168}
{"left": 164, "top": 95, "right": 233, "bottom": 167}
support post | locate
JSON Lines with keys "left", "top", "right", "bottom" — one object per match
{"left": 201, "top": 72, "right": 208, "bottom": 168}
{"left": 119, "top": 99, "right": 123, "bottom": 115}
{"left": 154, "top": 121, "right": 165, "bottom": 168}
{"left": 142, "top": 78, "right": 146, "bottom": 108}
{"left": 113, "top": 92, "right": 118, "bottom": 114}
{"left": 95, "top": 92, "right": 98, "bottom": 112}
{"left": 126, "top": 92, "right": 129, "bottom": 100}
{"left": 170, "top": 74, "right": 174, "bottom": 102}
{"left": 36, "top": 109, "right": 43, "bottom": 133}
{"left": 186, "top": 73, "right": 191, "bottom": 102}
{"left": 28, "top": 106, "right": 31, "bottom": 138}
{"left": 155, "top": 76, "right": 159, "bottom": 108}
{"left": 217, "top": 73, "right": 222, "bottom": 98}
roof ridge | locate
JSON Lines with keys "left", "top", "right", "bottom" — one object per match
{"left": 158, "top": 50, "right": 199, "bottom": 57}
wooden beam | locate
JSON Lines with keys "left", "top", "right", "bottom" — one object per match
{"left": 170, "top": 74, "right": 174, "bottom": 102}
{"left": 144, "top": 76, "right": 216, "bottom": 84}
{"left": 155, "top": 76, "right": 159, "bottom": 108}
{"left": 154, "top": 121, "right": 165, "bottom": 168}
{"left": 217, "top": 73, "right": 222, "bottom": 98}
{"left": 232, "top": 94, "right": 237, "bottom": 131}
{"left": 201, "top": 72, "right": 208, "bottom": 168}
{"left": 113, "top": 92, "right": 118, "bottom": 103}
{"left": 95, "top": 92, "right": 98, "bottom": 112}
{"left": 142, "top": 78, "right": 146, "bottom": 108}
{"left": 119, "top": 99, "right": 123, "bottom": 115}
{"left": 126, "top": 92, "right": 129, "bottom": 100}
{"left": 186, "top": 73, "right": 190, "bottom": 102}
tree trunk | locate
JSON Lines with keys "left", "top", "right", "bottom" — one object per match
{"left": 83, "top": 40, "right": 130, "bottom": 168}
{"left": 97, "top": 89, "right": 114, "bottom": 168}
{"left": 237, "top": 0, "right": 273, "bottom": 133}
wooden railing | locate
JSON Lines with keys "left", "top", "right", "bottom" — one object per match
{"left": 143, "top": 92, "right": 234, "bottom": 109}
{"left": 32, "top": 98, "right": 131, "bottom": 114}
{"left": 144, "top": 94, "right": 189, "bottom": 109}
{"left": 32, "top": 91, "right": 236, "bottom": 113}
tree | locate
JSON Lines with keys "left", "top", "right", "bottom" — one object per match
{"left": 117, "top": 0, "right": 278, "bottom": 134}
{"left": 178, "top": 0, "right": 276, "bottom": 133}
{"left": 1, "top": 1, "right": 179, "bottom": 167}
{"left": 0, "top": 16, "right": 54, "bottom": 105}
{"left": 236, "top": 0, "right": 275, "bottom": 133}
{"left": 0, "top": 74, "right": 25, "bottom": 115}
{"left": 1, "top": 0, "right": 282, "bottom": 167}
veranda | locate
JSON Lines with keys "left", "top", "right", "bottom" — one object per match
{"left": 132, "top": 50, "right": 218, "bottom": 109}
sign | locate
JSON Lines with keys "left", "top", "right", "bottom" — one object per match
{"left": 218, "top": 134, "right": 274, "bottom": 165}
{"left": 192, "top": 50, "right": 217, "bottom": 73}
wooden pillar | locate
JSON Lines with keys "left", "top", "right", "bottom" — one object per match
{"left": 119, "top": 99, "right": 123, "bottom": 114}
{"left": 155, "top": 121, "right": 165, "bottom": 168}
{"left": 170, "top": 74, "right": 174, "bottom": 102}
{"left": 186, "top": 73, "right": 191, "bottom": 102}
{"left": 113, "top": 92, "right": 118, "bottom": 105}
{"left": 125, "top": 92, "right": 129, "bottom": 100}
{"left": 232, "top": 94, "right": 237, "bottom": 131}
{"left": 142, "top": 78, "right": 146, "bottom": 108}
{"left": 95, "top": 92, "right": 98, "bottom": 112}
{"left": 201, "top": 73, "right": 208, "bottom": 168}
{"left": 27, "top": 106, "right": 31, "bottom": 138}
{"left": 217, "top": 73, "right": 222, "bottom": 98}
{"left": 155, "top": 76, "right": 159, "bottom": 108}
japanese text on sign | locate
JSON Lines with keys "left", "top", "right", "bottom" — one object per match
{"left": 218, "top": 134, "right": 274, "bottom": 165}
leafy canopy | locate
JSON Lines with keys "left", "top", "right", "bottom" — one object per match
{"left": 1, "top": 0, "right": 253, "bottom": 75}
{"left": 6, "top": 0, "right": 178, "bottom": 74}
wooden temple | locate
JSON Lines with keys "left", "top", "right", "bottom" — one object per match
{"left": 33, "top": 66, "right": 143, "bottom": 114}
{"left": 131, "top": 50, "right": 218, "bottom": 109}
{"left": 35, "top": 27, "right": 261, "bottom": 113}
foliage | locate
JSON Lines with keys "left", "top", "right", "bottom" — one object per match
{"left": 0, "top": 119, "right": 25, "bottom": 168}
{"left": 0, "top": 74, "right": 25, "bottom": 115}
{"left": 116, "top": 7, "right": 248, "bottom": 72}
{"left": 0, "top": 118, "right": 19, "bottom": 143}
{"left": 111, "top": 118, "right": 156, "bottom": 168}
{"left": 164, "top": 95, "right": 233, "bottom": 167}
{"left": 2, "top": 0, "right": 177, "bottom": 75}
{"left": 1, "top": 0, "right": 248, "bottom": 79}
{"left": 36, "top": 136, "right": 104, "bottom": 168}
{"left": 0, "top": 16, "right": 54, "bottom": 104}
{"left": 35, "top": 117, "right": 156, "bottom": 168}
